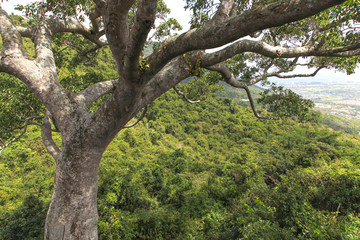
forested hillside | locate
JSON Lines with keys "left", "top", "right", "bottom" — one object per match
{"left": 1, "top": 10, "right": 360, "bottom": 239}
{"left": 1, "top": 90, "right": 360, "bottom": 239}
{"left": 220, "top": 84, "right": 360, "bottom": 136}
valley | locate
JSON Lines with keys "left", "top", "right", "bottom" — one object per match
{"left": 272, "top": 79, "right": 360, "bottom": 120}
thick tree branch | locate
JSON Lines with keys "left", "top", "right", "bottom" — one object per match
{"left": 0, "top": 8, "right": 26, "bottom": 57}
{"left": 41, "top": 112, "right": 61, "bottom": 163}
{"left": 207, "top": 63, "right": 249, "bottom": 88}
{"left": 142, "top": 57, "right": 193, "bottom": 107}
{"left": 124, "top": 0, "right": 157, "bottom": 80}
{"left": 99, "top": 0, "right": 136, "bottom": 67}
{"left": 86, "top": 57, "right": 187, "bottom": 143}
{"left": 49, "top": 19, "right": 107, "bottom": 47}
{"left": 330, "top": 48, "right": 360, "bottom": 57}
{"left": 0, "top": 8, "right": 74, "bottom": 133}
{"left": 201, "top": 40, "right": 360, "bottom": 68}
{"left": 89, "top": 6, "right": 102, "bottom": 34}
{"left": 87, "top": 57, "right": 190, "bottom": 140}
{"left": 76, "top": 79, "right": 118, "bottom": 109}
{"left": 16, "top": 26, "right": 33, "bottom": 38}
{"left": 207, "top": 0, "right": 235, "bottom": 26}
{"left": 145, "top": 0, "right": 346, "bottom": 80}
{"left": 123, "top": 106, "right": 147, "bottom": 129}
{"left": 0, "top": 9, "right": 58, "bottom": 105}
{"left": 173, "top": 86, "right": 201, "bottom": 104}
{"left": 89, "top": 55, "right": 194, "bottom": 138}
{"left": 34, "top": 8, "right": 52, "bottom": 61}
{"left": 30, "top": 13, "right": 73, "bottom": 130}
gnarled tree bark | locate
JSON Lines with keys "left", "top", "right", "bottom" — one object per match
{"left": 2, "top": 0, "right": 359, "bottom": 239}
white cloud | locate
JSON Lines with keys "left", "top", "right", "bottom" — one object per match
{"left": 0, "top": 0, "right": 35, "bottom": 14}
{"left": 165, "top": 0, "right": 191, "bottom": 33}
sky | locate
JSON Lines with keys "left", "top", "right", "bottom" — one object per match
{"left": 0, "top": 0, "right": 193, "bottom": 21}
{"left": 1, "top": 0, "right": 359, "bottom": 83}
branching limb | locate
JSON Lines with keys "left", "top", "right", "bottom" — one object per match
{"left": 80, "top": 44, "right": 103, "bottom": 58}
{"left": 207, "top": 63, "right": 266, "bottom": 119}
{"left": 317, "top": 15, "right": 353, "bottom": 33}
{"left": 99, "top": 0, "right": 136, "bottom": 65}
{"left": 16, "top": 26, "right": 32, "bottom": 38}
{"left": 243, "top": 86, "right": 267, "bottom": 119}
{"left": 207, "top": 0, "right": 235, "bottom": 26}
{"left": 0, "top": 8, "right": 26, "bottom": 57}
{"left": 207, "top": 63, "right": 248, "bottom": 88}
{"left": 273, "top": 66, "right": 325, "bottom": 79}
{"left": 247, "top": 64, "right": 324, "bottom": 85}
{"left": 125, "top": 0, "right": 157, "bottom": 79}
{"left": 330, "top": 48, "right": 360, "bottom": 57}
{"left": 0, "top": 129, "right": 27, "bottom": 154}
{"left": 201, "top": 39, "right": 360, "bottom": 68}
{"left": 141, "top": 57, "right": 193, "bottom": 107}
{"left": 0, "top": 8, "right": 69, "bottom": 131}
{"left": 76, "top": 79, "right": 118, "bottom": 109}
{"left": 173, "top": 86, "right": 201, "bottom": 104}
{"left": 41, "top": 112, "right": 61, "bottom": 163}
{"left": 49, "top": 19, "right": 107, "bottom": 47}
{"left": 0, "top": 116, "right": 44, "bottom": 154}
{"left": 60, "top": 36, "right": 106, "bottom": 61}
{"left": 89, "top": 6, "right": 102, "bottom": 34}
{"left": 248, "top": 57, "right": 299, "bottom": 85}
{"left": 123, "top": 106, "right": 148, "bottom": 129}
{"left": 243, "top": 58, "right": 324, "bottom": 85}
{"left": 144, "top": 0, "right": 346, "bottom": 80}
{"left": 26, "top": 10, "right": 72, "bottom": 130}
{"left": 18, "top": 116, "right": 43, "bottom": 127}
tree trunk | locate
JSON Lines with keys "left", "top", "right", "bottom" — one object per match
{"left": 44, "top": 144, "right": 105, "bottom": 240}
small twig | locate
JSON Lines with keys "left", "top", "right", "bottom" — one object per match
{"left": 0, "top": 115, "right": 44, "bottom": 153}
{"left": 80, "top": 44, "right": 103, "bottom": 57}
{"left": 274, "top": 66, "right": 325, "bottom": 79}
{"left": 18, "top": 116, "right": 43, "bottom": 127}
{"left": 334, "top": 203, "right": 341, "bottom": 221}
{"left": 242, "top": 86, "right": 267, "bottom": 119}
{"left": 123, "top": 106, "right": 148, "bottom": 129}
{"left": 21, "top": 99, "right": 35, "bottom": 112}
{"left": 206, "top": 63, "right": 266, "bottom": 119}
{"left": 0, "top": 122, "right": 30, "bottom": 153}
{"left": 54, "top": 46, "right": 70, "bottom": 56}
{"left": 173, "top": 86, "right": 201, "bottom": 104}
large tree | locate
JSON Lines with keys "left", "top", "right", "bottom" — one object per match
{"left": 0, "top": 0, "right": 359, "bottom": 239}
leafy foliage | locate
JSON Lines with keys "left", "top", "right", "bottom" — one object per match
{"left": 0, "top": 73, "right": 44, "bottom": 142}
{"left": 1, "top": 1, "right": 360, "bottom": 238}
{"left": 0, "top": 15, "right": 118, "bottom": 146}
{"left": 15, "top": 0, "right": 94, "bottom": 21}
{"left": 258, "top": 83, "right": 315, "bottom": 121}
{"left": 1, "top": 91, "right": 360, "bottom": 239}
